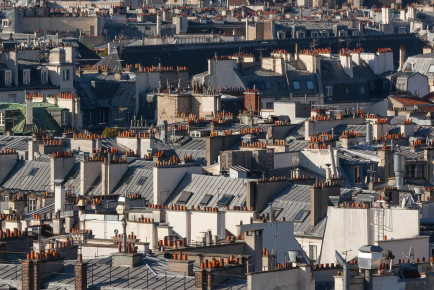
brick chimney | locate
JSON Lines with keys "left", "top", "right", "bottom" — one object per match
{"left": 74, "top": 254, "right": 87, "bottom": 290}
{"left": 22, "top": 260, "right": 41, "bottom": 290}
{"left": 377, "top": 146, "right": 393, "bottom": 183}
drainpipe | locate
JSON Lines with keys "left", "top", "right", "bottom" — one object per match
{"left": 335, "top": 251, "right": 349, "bottom": 290}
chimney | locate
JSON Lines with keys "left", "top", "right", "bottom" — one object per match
{"left": 399, "top": 45, "right": 407, "bottom": 70}
{"left": 50, "top": 154, "right": 75, "bottom": 191}
{"left": 101, "top": 159, "right": 128, "bottom": 195}
{"left": 393, "top": 152, "right": 404, "bottom": 189}
{"left": 310, "top": 183, "right": 336, "bottom": 227}
{"left": 340, "top": 54, "right": 353, "bottom": 78}
{"left": 400, "top": 119, "right": 415, "bottom": 137}
{"left": 0, "top": 150, "right": 18, "bottom": 184}
{"left": 80, "top": 159, "right": 102, "bottom": 196}
{"left": 54, "top": 179, "right": 65, "bottom": 213}
{"left": 372, "top": 119, "right": 389, "bottom": 141}
{"left": 243, "top": 229, "right": 263, "bottom": 272}
{"left": 377, "top": 147, "right": 393, "bottom": 183}
{"left": 22, "top": 259, "right": 41, "bottom": 290}
{"left": 424, "top": 147, "right": 434, "bottom": 184}
{"left": 25, "top": 94, "right": 33, "bottom": 130}
{"left": 74, "top": 255, "right": 87, "bottom": 290}
{"left": 366, "top": 122, "right": 372, "bottom": 144}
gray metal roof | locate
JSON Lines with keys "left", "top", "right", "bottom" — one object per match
{"left": 166, "top": 173, "right": 247, "bottom": 208}
{"left": 41, "top": 255, "right": 198, "bottom": 289}
{"left": 1, "top": 159, "right": 51, "bottom": 192}
{"left": 0, "top": 136, "right": 31, "bottom": 151}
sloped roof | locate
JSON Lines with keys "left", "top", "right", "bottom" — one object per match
{"left": 166, "top": 173, "right": 247, "bottom": 208}
{"left": 391, "top": 96, "right": 430, "bottom": 106}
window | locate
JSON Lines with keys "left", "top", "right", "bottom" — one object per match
{"left": 326, "top": 86, "right": 333, "bottom": 96}
{"left": 272, "top": 207, "right": 283, "bottom": 220}
{"left": 41, "top": 69, "right": 48, "bottom": 83}
{"left": 309, "top": 245, "right": 318, "bottom": 261}
{"left": 294, "top": 210, "right": 309, "bottom": 222}
{"left": 29, "top": 198, "right": 36, "bottom": 212}
{"left": 359, "top": 85, "right": 365, "bottom": 94}
{"left": 61, "top": 110, "right": 68, "bottom": 126}
{"left": 63, "top": 69, "right": 70, "bottom": 81}
{"left": 355, "top": 166, "right": 361, "bottom": 183}
{"left": 278, "top": 80, "right": 286, "bottom": 89}
{"left": 137, "top": 177, "right": 147, "bottom": 185}
{"left": 28, "top": 167, "right": 39, "bottom": 176}
{"left": 200, "top": 194, "right": 212, "bottom": 206}
{"left": 345, "top": 88, "right": 350, "bottom": 95}
{"left": 217, "top": 195, "right": 233, "bottom": 206}
{"left": 293, "top": 81, "right": 301, "bottom": 90}
{"left": 5, "top": 70, "right": 12, "bottom": 85}
{"left": 306, "top": 80, "right": 314, "bottom": 90}
{"left": 429, "top": 65, "right": 434, "bottom": 73}
{"left": 0, "top": 112, "right": 4, "bottom": 126}
{"left": 311, "top": 32, "right": 318, "bottom": 38}
{"left": 2, "top": 195, "right": 8, "bottom": 202}
{"left": 2, "top": 19, "right": 9, "bottom": 27}
{"left": 177, "top": 191, "right": 193, "bottom": 204}
{"left": 23, "top": 69, "right": 30, "bottom": 84}
{"left": 265, "top": 82, "right": 271, "bottom": 89}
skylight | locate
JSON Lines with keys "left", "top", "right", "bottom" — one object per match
{"left": 217, "top": 195, "right": 233, "bottom": 206}
{"left": 28, "top": 168, "right": 39, "bottom": 176}
{"left": 178, "top": 191, "right": 193, "bottom": 204}
{"left": 137, "top": 177, "right": 147, "bottom": 185}
{"left": 294, "top": 211, "right": 309, "bottom": 222}
{"left": 200, "top": 194, "right": 212, "bottom": 206}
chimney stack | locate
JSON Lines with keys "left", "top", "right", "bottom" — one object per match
{"left": 399, "top": 45, "right": 407, "bottom": 70}
{"left": 54, "top": 179, "right": 65, "bottom": 213}
{"left": 74, "top": 255, "right": 87, "bottom": 290}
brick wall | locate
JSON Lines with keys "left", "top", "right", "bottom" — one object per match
{"left": 74, "top": 262, "right": 88, "bottom": 290}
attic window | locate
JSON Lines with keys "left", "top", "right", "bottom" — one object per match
{"left": 292, "top": 81, "right": 301, "bottom": 90}
{"left": 306, "top": 80, "right": 314, "bottom": 90}
{"left": 28, "top": 167, "right": 39, "bottom": 176}
{"left": 217, "top": 195, "right": 233, "bottom": 206}
{"left": 200, "top": 194, "right": 212, "bottom": 206}
{"left": 177, "top": 191, "right": 193, "bottom": 204}
{"left": 429, "top": 65, "right": 434, "bottom": 73}
{"left": 123, "top": 174, "right": 133, "bottom": 185}
{"left": 137, "top": 177, "right": 147, "bottom": 185}
{"left": 272, "top": 207, "right": 283, "bottom": 220}
{"left": 294, "top": 210, "right": 309, "bottom": 222}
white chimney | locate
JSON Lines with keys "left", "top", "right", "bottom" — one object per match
{"left": 340, "top": 54, "right": 353, "bottom": 78}
{"left": 54, "top": 179, "right": 65, "bottom": 213}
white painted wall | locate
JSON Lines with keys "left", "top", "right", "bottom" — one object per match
{"left": 153, "top": 166, "right": 202, "bottom": 204}
{"left": 166, "top": 210, "right": 191, "bottom": 244}
{"left": 190, "top": 211, "right": 225, "bottom": 244}
{"left": 320, "top": 207, "right": 420, "bottom": 264}
{"left": 241, "top": 221, "right": 302, "bottom": 264}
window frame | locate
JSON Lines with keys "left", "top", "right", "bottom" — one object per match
{"left": 29, "top": 198, "right": 36, "bottom": 212}
{"left": 23, "top": 69, "right": 30, "bottom": 84}
{"left": 292, "top": 80, "right": 301, "bottom": 90}
{"left": 5, "top": 70, "right": 12, "bottom": 85}
{"left": 306, "top": 80, "right": 314, "bottom": 90}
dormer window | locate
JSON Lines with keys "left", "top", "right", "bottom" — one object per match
{"left": 5, "top": 70, "right": 12, "bottom": 85}
{"left": 41, "top": 69, "right": 48, "bottom": 83}
{"left": 23, "top": 69, "right": 30, "bottom": 84}
{"left": 63, "top": 69, "right": 70, "bottom": 81}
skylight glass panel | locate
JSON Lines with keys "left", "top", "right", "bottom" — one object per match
{"left": 200, "top": 194, "right": 212, "bottom": 206}
{"left": 178, "top": 191, "right": 193, "bottom": 204}
{"left": 137, "top": 177, "right": 147, "bottom": 185}
{"left": 217, "top": 195, "right": 233, "bottom": 206}
{"left": 28, "top": 168, "right": 39, "bottom": 176}
{"left": 294, "top": 211, "right": 308, "bottom": 222}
